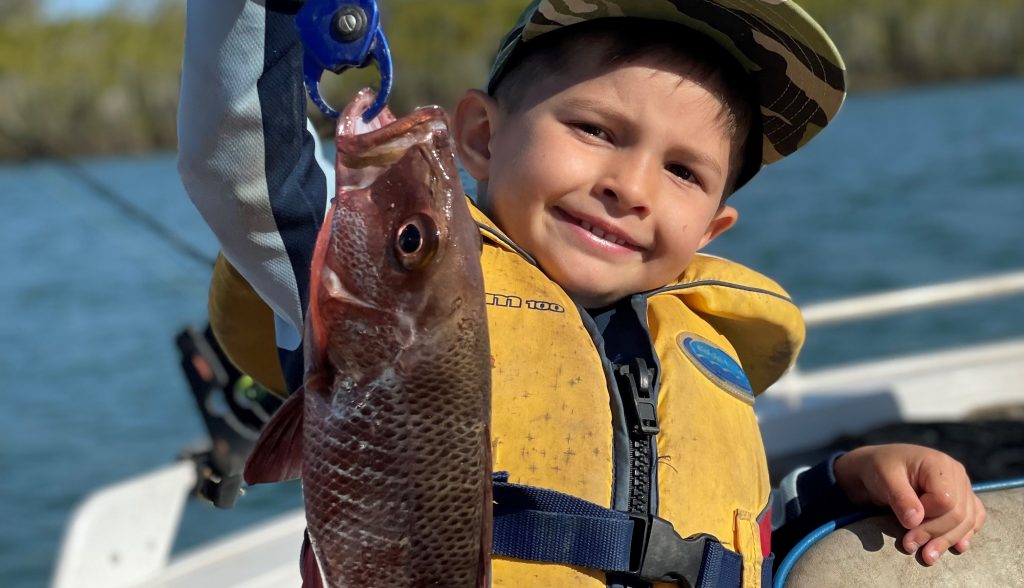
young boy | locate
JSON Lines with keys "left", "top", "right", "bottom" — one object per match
{"left": 178, "top": 1, "right": 985, "bottom": 586}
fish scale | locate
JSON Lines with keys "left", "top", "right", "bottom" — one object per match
{"left": 244, "top": 89, "right": 491, "bottom": 588}
{"left": 304, "top": 373, "right": 488, "bottom": 585}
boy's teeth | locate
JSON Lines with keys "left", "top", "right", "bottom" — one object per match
{"left": 577, "top": 219, "right": 623, "bottom": 246}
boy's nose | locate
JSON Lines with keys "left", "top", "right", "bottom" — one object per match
{"left": 596, "top": 155, "right": 655, "bottom": 214}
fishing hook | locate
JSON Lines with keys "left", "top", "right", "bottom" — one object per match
{"left": 296, "top": 0, "right": 393, "bottom": 120}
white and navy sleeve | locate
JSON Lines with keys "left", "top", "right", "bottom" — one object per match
{"left": 770, "top": 452, "right": 860, "bottom": 558}
{"left": 176, "top": 0, "right": 333, "bottom": 352}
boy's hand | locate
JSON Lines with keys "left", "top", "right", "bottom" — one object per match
{"left": 833, "top": 444, "right": 986, "bottom": 565}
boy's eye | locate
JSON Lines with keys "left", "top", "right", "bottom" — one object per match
{"left": 572, "top": 123, "right": 609, "bottom": 141}
{"left": 666, "top": 163, "right": 696, "bottom": 183}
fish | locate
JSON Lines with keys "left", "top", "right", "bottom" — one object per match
{"left": 244, "top": 88, "right": 492, "bottom": 588}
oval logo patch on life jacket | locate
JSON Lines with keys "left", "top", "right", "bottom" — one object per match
{"left": 677, "top": 333, "right": 754, "bottom": 404}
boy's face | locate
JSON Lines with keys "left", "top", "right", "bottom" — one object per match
{"left": 455, "top": 52, "right": 739, "bottom": 308}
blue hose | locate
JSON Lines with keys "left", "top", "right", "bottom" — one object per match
{"left": 773, "top": 477, "right": 1024, "bottom": 588}
{"left": 971, "top": 477, "right": 1024, "bottom": 493}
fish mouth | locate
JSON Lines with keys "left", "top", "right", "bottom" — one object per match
{"left": 337, "top": 89, "right": 397, "bottom": 137}
{"left": 336, "top": 88, "right": 451, "bottom": 171}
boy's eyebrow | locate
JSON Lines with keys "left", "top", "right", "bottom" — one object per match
{"left": 687, "top": 148, "right": 724, "bottom": 181}
{"left": 560, "top": 96, "right": 725, "bottom": 180}
{"left": 560, "top": 96, "right": 628, "bottom": 124}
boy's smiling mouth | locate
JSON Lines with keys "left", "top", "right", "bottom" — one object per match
{"left": 553, "top": 207, "right": 645, "bottom": 252}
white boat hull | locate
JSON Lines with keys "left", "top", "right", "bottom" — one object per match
{"left": 51, "top": 271, "right": 1024, "bottom": 588}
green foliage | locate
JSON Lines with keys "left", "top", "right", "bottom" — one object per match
{"left": 802, "top": 0, "right": 1024, "bottom": 85}
{"left": 0, "top": 1, "right": 185, "bottom": 160}
{"left": 0, "top": 0, "right": 40, "bottom": 21}
{"left": 1, "top": 0, "right": 1022, "bottom": 160}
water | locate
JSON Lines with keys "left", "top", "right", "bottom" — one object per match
{"left": 709, "top": 80, "right": 1024, "bottom": 366}
{"left": 1, "top": 79, "right": 1022, "bottom": 587}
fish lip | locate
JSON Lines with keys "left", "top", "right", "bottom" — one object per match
{"left": 338, "top": 88, "right": 397, "bottom": 136}
{"left": 555, "top": 207, "right": 646, "bottom": 251}
{"left": 337, "top": 89, "right": 451, "bottom": 159}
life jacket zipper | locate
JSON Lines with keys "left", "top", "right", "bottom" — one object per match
{"left": 613, "top": 358, "right": 659, "bottom": 515}
{"left": 627, "top": 437, "right": 652, "bottom": 513}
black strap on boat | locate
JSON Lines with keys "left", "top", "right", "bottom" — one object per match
{"left": 175, "top": 324, "right": 282, "bottom": 508}
{"left": 492, "top": 473, "right": 750, "bottom": 587}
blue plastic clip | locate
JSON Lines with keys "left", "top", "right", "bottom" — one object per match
{"left": 296, "top": 0, "right": 393, "bottom": 120}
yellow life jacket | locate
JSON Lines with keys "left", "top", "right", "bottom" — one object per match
{"left": 208, "top": 200, "right": 805, "bottom": 588}
{"left": 208, "top": 253, "right": 288, "bottom": 396}
{"left": 470, "top": 204, "right": 804, "bottom": 588}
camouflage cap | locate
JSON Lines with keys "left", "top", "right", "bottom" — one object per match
{"left": 487, "top": 0, "right": 847, "bottom": 169}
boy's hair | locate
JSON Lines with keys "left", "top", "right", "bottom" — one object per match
{"left": 489, "top": 20, "right": 761, "bottom": 195}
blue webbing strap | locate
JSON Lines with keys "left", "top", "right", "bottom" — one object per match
{"left": 492, "top": 474, "right": 635, "bottom": 570}
{"left": 695, "top": 541, "right": 743, "bottom": 588}
{"left": 760, "top": 555, "right": 775, "bottom": 588}
{"left": 492, "top": 473, "right": 747, "bottom": 586}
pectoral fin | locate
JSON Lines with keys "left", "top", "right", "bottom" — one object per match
{"left": 243, "top": 387, "right": 304, "bottom": 484}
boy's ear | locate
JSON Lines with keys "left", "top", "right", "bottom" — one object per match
{"left": 698, "top": 205, "right": 739, "bottom": 249}
{"left": 453, "top": 89, "right": 499, "bottom": 182}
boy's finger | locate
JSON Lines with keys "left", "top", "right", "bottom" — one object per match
{"left": 904, "top": 490, "right": 977, "bottom": 564}
{"left": 953, "top": 529, "right": 975, "bottom": 553}
{"left": 892, "top": 492, "right": 926, "bottom": 529}
{"left": 918, "top": 486, "right": 958, "bottom": 517}
{"left": 920, "top": 536, "right": 952, "bottom": 566}
{"left": 903, "top": 518, "right": 955, "bottom": 562}
{"left": 862, "top": 465, "right": 925, "bottom": 528}
{"left": 972, "top": 494, "right": 987, "bottom": 526}
{"left": 953, "top": 494, "right": 987, "bottom": 553}
{"left": 917, "top": 511, "right": 975, "bottom": 565}
{"left": 914, "top": 458, "right": 966, "bottom": 514}
{"left": 974, "top": 494, "right": 987, "bottom": 531}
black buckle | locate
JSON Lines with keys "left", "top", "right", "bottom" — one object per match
{"left": 627, "top": 513, "right": 709, "bottom": 587}
{"left": 614, "top": 358, "right": 659, "bottom": 436}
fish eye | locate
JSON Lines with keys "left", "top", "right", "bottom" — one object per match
{"left": 394, "top": 214, "right": 439, "bottom": 270}
{"left": 398, "top": 223, "right": 422, "bottom": 254}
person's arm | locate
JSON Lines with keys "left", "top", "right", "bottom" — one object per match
{"left": 769, "top": 453, "right": 858, "bottom": 559}
{"left": 177, "top": 0, "right": 333, "bottom": 344}
{"left": 771, "top": 445, "right": 985, "bottom": 564}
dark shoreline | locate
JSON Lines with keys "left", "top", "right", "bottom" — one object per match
{"left": 5, "top": 76, "right": 1021, "bottom": 164}
{"left": 2, "top": 0, "right": 1022, "bottom": 161}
